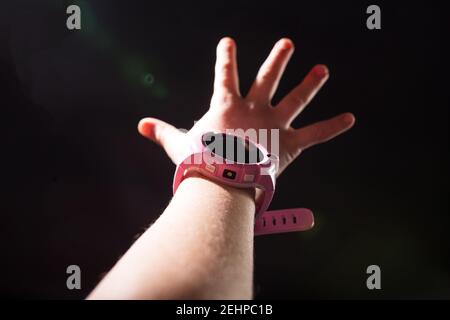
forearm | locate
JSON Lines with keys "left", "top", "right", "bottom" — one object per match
{"left": 88, "top": 173, "right": 255, "bottom": 299}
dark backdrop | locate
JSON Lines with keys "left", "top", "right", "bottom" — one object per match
{"left": 1, "top": 0, "right": 448, "bottom": 299}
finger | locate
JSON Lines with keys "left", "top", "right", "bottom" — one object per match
{"left": 291, "top": 113, "right": 355, "bottom": 151}
{"left": 138, "top": 117, "right": 187, "bottom": 164}
{"left": 246, "top": 38, "right": 294, "bottom": 105}
{"left": 277, "top": 64, "right": 329, "bottom": 125}
{"left": 214, "top": 37, "right": 240, "bottom": 97}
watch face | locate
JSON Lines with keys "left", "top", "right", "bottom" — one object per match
{"left": 202, "top": 132, "right": 264, "bottom": 164}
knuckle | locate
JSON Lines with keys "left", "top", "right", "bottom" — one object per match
{"left": 220, "top": 60, "right": 233, "bottom": 73}
{"left": 289, "top": 94, "right": 306, "bottom": 107}
{"left": 310, "top": 125, "right": 325, "bottom": 142}
{"left": 211, "top": 92, "right": 236, "bottom": 108}
{"left": 259, "top": 68, "right": 274, "bottom": 82}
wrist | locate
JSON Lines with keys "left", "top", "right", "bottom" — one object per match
{"left": 181, "top": 170, "right": 256, "bottom": 203}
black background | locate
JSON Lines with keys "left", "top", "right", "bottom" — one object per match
{"left": 0, "top": 0, "right": 448, "bottom": 299}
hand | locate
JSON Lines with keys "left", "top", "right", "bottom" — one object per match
{"left": 138, "top": 37, "right": 355, "bottom": 176}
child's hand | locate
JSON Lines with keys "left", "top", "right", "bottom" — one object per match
{"left": 138, "top": 37, "right": 355, "bottom": 176}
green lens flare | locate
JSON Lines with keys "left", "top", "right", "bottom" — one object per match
{"left": 141, "top": 73, "right": 155, "bottom": 87}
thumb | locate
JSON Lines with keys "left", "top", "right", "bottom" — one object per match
{"left": 138, "top": 117, "right": 188, "bottom": 164}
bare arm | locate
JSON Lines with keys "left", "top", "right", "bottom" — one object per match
{"left": 88, "top": 172, "right": 255, "bottom": 299}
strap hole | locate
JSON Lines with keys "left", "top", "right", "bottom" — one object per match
{"left": 293, "top": 216, "right": 297, "bottom": 224}
{"left": 263, "top": 219, "right": 266, "bottom": 227}
{"left": 272, "top": 218, "right": 276, "bottom": 226}
{"left": 282, "top": 217, "right": 286, "bottom": 224}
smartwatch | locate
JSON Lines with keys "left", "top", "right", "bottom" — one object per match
{"left": 173, "top": 131, "right": 314, "bottom": 236}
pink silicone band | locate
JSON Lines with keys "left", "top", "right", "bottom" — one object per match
{"left": 254, "top": 208, "right": 314, "bottom": 236}
{"left": 172, "top": 132, "right": 315, "bottom": 236}
{"left": 173, "top": 160, "right": 315, "bottom": 236}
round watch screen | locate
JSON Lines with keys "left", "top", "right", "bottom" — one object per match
{"left": 202, "top": 132, "right": 264, "bottom": 164}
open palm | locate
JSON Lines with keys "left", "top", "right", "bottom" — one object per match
{"left": 138, "top": 37, "right": 355, "bottom": 176}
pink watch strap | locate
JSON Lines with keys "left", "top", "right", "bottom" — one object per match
{"left": 254, "top": 208, "right": 314, "bottom": 236}
{"left": 173, "top": 133, "right": 315, "bottom": 236}
{"left": 173, "top": 164, "right": 314, "bottom": 236}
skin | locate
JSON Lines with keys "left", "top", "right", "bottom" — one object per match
{"left": 87, "top": 37, "right": 355, "bottom": 299}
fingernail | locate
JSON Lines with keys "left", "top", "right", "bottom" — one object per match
{"left": 344, "top": 113, "right": 355, "bottom": 125}
{"left": 315, "top": 65, "right": 329, "bottom": 78}
{"left": 220, "top": 37, "right": 235, "bottom": 48}
{"left": 278, "top": 38, "right": 294, "bottom": 50}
